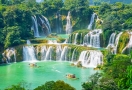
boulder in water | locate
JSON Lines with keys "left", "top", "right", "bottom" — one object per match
{"left": 76, "top": 61, "right": 82, "bottom": 67}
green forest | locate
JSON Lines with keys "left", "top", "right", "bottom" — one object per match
{"left": 0, "top": 0, "right": 132, "bottom": 90}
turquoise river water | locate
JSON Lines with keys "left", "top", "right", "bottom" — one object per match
{"left": 0, "top": 61, "right": 97, "bottom": 90}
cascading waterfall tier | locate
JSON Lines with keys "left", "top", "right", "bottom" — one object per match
{"left": 106, "top": 32, "right": 123, "bottom": 54}
{"left": 23, "top": 46, "right": 37, "bottom": 62}
{"left": 40, "top": 46, "right": 53, "bottom": 61}
{"left": 87, "top": 13, "right": 96, "bottom": 30}
{"left": 71, "top": 47, "right": 77, "bottom": 62}
{"left": 31, "top": 16, "right": 39, "bottom": 37}
{"left": 44, "top": 46, "right": 53, "bottom": 60}
{"left": 59, "top": 46, "right": 69, "bottom": 61}
{"left": 75, "top": 50, "right": 103, "bottom": 68}
{"left": 56, "top": 45, "right": 62, "bottom": 60}
{"left": 83, "top": 29, "right": 102, "bottom": 48}
{"left": 73, "top": 33, "right": 79, "bottom": 44}
{"left": 31, "top": 15, "right": 51, "bottom": 37}
{"left": 2, "top": 48, "right": 16, "bottom": 63}
{"left": 22, "top": 45, "right": 103, "bottom": 67}
{"left": 38, "top": 15, "right": 51, "bottom": 35}
{"left": 107, "top": 33, "right": 116, "bottom": 48}
{"left": 41, "top": 46, "right": 47, "bottom": 60}
{"left": 23, "top": 45, "right": 70, "bottom": 61}
{"left": 66, "top": 11, "right": 72, "bottom": 34}
{"left": 27, "top": 40, "right": 31, "bottom": 45}
{"left": 113, "top": 32, "right": 123, "bottom": 54}
{"left": 65, "top": 29, "right": 102, "bottom": 47}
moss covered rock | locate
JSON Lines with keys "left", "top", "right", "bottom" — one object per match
{"left": 117, "top": 31, "right": 129, "bottom": 54}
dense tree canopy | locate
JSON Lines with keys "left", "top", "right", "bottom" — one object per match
{"left": 0, "top": 0, "right": 132, "bottom": 90}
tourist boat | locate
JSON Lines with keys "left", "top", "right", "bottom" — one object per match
{"left": 66, "top": 73, "right": 79, "bottom": 79}
{"left": 29, "top": 63, "right": 37, "bottom": 67}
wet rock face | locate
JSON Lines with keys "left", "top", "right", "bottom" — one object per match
{"left": 76, "top": 61, "right": 82, "bottom": 67}
{"left": 2, "top": 48, "right": 16, "bottom": 63}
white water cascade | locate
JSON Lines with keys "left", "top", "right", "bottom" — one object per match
{"left": 83, "top": 29, "right": 102, "bottom": 48}
{"left": 56, "top": 45, "right": 62, "bottom": 60}
{"left": 31, "top": 16, "right": 39, "bottom": 37}
{"left": 27, "top": 40, "right": 31, "bottom": 45}
{"left": 39, "top": 15, "right": 51, "bottom": 35}
{"left": 122, "top": 32, "right": 132, "bottom": 53}
{"left": 60, "top": 46, "right": 68, "bottom": 61}
{"left": 107, "top": 33, "right": 116, "bottom": 48}
{"left": 71, "top": 48, "right": 77, "bottom": 62}
{"left": 75, "top": 50, "right": 103, "bottom": 68}
{"left": 113, "top": 32, "right": 123, "bottom": 54}
{"left": 41, "top": 46, "right": 47, "bottom": 60}
{"left": 23, "top": 46, "right": 37, "bottom": 62}
{"left": 44, "top": 46, "right": 53, "bottom": 60}
{"left": 66, "top": 11, "right": 72, "bottom": 34}
{"left": 88, "top": 13, "right": 96, "bottom": 30}
{"left": 74, "top": 33, "right": 79, "bottom": 44}
{"left": 42, "top": 15, "right": 51, "bottom": 34}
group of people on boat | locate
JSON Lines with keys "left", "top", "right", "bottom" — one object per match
{"left": 29, "top": 63, "right": 37, "bottom": 67}
{"left": 29, "top": 63, "right": 42, "bottom": 68}
{"left": 66, "top": 73, "right": 79, "bottom": 79}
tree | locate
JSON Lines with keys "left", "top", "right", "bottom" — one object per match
{"left": 124, "top": 17, "right": 132, "bottom": 29}
{"left": 5, "top": 84, "right": 25, "bottom": 90}
{"left": 4, "top": 26, "right": 21, "bottom": 48}
{"left": 82, "top": 72, "right": 102, "bottom": 90}
{"left": 34, "top": 80, "right": 75, "bottom": 90}
{"left": 104, "top": 54, "right": 131, "bottom": 89}
{"left": 98, "top": 3, "right": 111, "bottom": 15}
{"left": 41, "top": 0, "right": 63, "bottom": 16}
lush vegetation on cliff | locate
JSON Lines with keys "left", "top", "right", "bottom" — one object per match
{"left": 0, "top": 0, "right": 132, "bottom": 90}
{"left": 0, "top": 0, "right": 132, "bottom": 48}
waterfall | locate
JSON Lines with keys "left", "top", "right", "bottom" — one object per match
{"left": 107, "top": 33, "right": 116, "bottom": 48}
{"left": 41, "top": 46, "right": 47, "bottom": 60}
{"left": 71, "top": 48, "right": 77, "bottom": 62}
{"left": 56, "top": 45, "right": 62, "bottom": 60}
{"left": 31, "top": 16, "right": 39, "bottom": 37}
{"left": 122, "top": 32, "right": 132, "bottom": 53}
{"left": 44, "top": 46, "right": 53, "bottom": 60}
{"left": 83, "top": 34, "right": 90, "bottom": 46}
{"left": 83, "top": 29, "right": 102, "bottom": 48}
{"left": 39, "top": 15, "right": 51, "bottom": 35}
{"left": 64, "top": 34, "right": 71, "bottom": 44}
{"left": 87, "top": 13, "right": 96, "bottom": 30}
{"left": 60, "top": 46, "right": 68, "bottom": 61}
{"left": 27, "top": 40, "right": 31, "bottom": 45}
{"left": 42, "top": 15, "right": 51, "bottom": 34}
{"left": 114, "top": 32, "right": 123, "bottom": 54}
{"left": 74, "top": 33, "right": 78, "bottom": 44}
{"left": 39, "top": 16, "right": 49, "bottom": 35}
{"left": 75, "top": 50, "right": 103, "bottom": 68}
{"left": 23, "top": 46, "right": 37, "bottom": 62}
{"left": 66, "top": 11, "right": 72, "bottom": 34}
